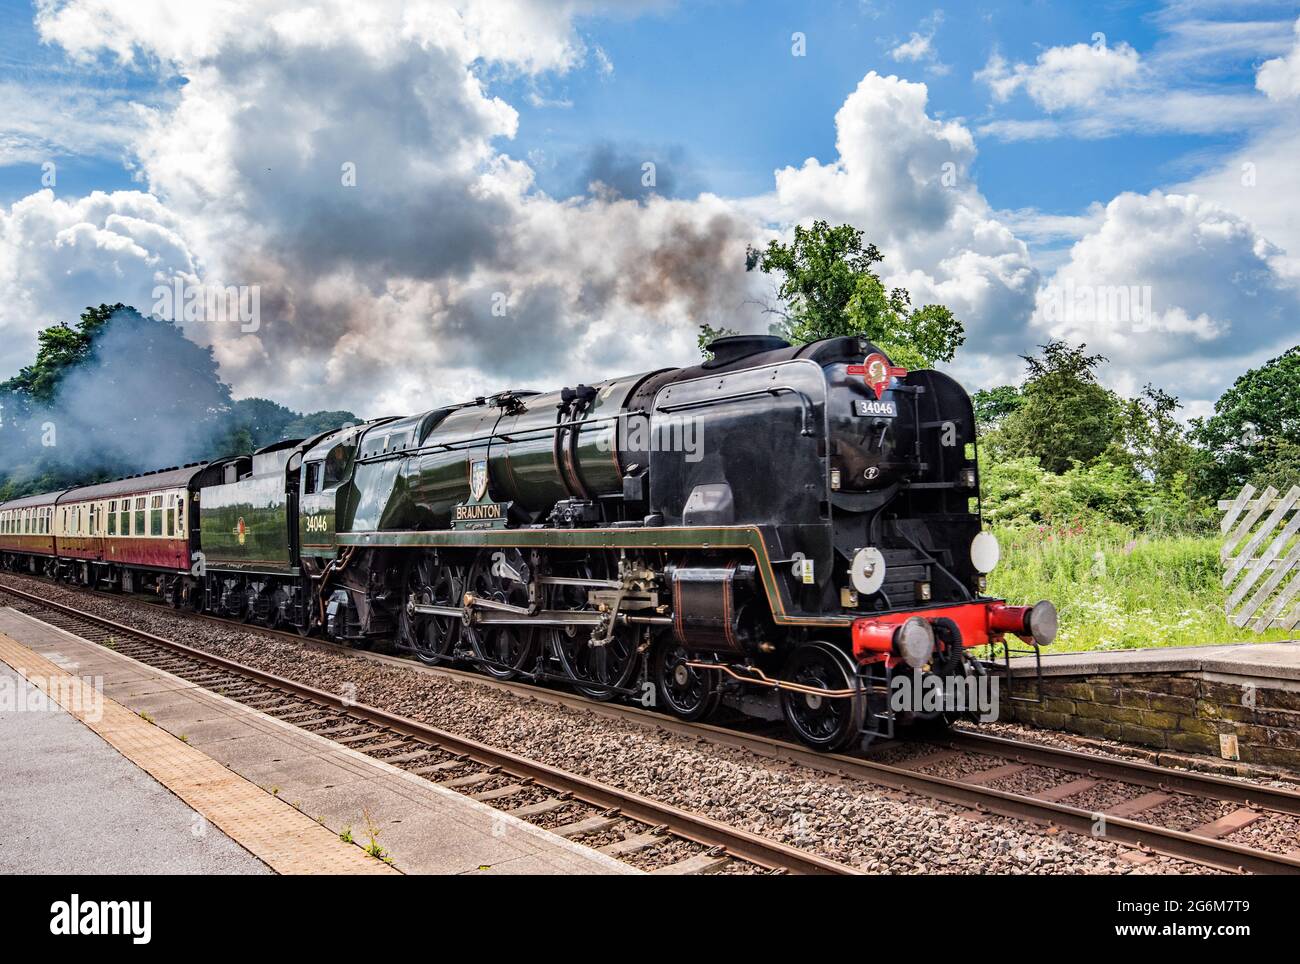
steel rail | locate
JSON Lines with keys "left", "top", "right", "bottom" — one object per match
{"left": 0, "top": 581, "right": 857, "bottom": 876}
{"left": 5, "top": 574, "right": 1300, "bottom": 873}
{"left": 945, "top": 730, "right": 1300, "bottom": 817}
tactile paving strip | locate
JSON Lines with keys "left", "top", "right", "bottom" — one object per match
{"left": 0, "top": 633, "right": 398, "bottom": 875}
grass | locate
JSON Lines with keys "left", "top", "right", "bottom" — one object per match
{"left": 986, "top": 522, "right": 1296, "bottom": 652}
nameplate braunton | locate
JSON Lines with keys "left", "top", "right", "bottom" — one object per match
{"left": 452, "top": 500, "right": 511, "bottom": 529}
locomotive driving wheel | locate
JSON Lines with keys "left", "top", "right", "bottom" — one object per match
{"left": 398, "top": 553, "right": 462, "bottom": 665}
{"left": 780, "top": 641, "right": 866, "bottom": 751}
{"left": 652, "top": 637, "right": 721, "bottom": 721}
{"left": 547, "top": 552, "right": 640, "bottom": 701}
{"left": 464, "top": 549, "right": 537, "bottom": 680}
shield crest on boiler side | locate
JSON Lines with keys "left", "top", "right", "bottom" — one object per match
{"left": 470, "top": 459, "right": 489, "bottom": 502}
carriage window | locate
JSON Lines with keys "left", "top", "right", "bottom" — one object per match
{"left": 323, "top": 445, "right": 349, "bottom": 487}
{"left": 150, "top": 495, "right": 163, "bottom": 536}
{"left": 166, "top": 505, "right": 175, "bottom": 537}
{"left": 108, "top": 501, "right": 117, "bottom": 535}
{"left": 304, "top": 461, "right": 321, "bottom": 494}
{"left": 134, "top": 498, "right": 146, "bottom": 535}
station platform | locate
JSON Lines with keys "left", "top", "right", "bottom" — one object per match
{"left": 1006, "top": 639, "right": 1300, "bottom": 772}
{"left": 0, "top": 608, "right": 634, "bottom": 875}
{"left": 1, "top": 661, "right": 271, "bottom": 875}
{"left": 1011, "top": 640, "right": 1300, "bottom": 681}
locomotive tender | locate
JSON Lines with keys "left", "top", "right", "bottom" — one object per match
{"left": 0, "top": 335, "right": 1055, "bottom": 749}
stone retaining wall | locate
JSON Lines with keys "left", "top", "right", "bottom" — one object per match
{"left": 1005, "top": 671, "right": 1300, "bottom": 770}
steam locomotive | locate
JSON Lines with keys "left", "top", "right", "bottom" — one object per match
{"left": 0, "top": 334, "right": 1055, "bottom": 750}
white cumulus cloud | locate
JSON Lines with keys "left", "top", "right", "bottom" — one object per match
{"left": 977, "top": 40, "right": 1143, "bottom": 111}
{"left": 1032, "top": 190, "right": 1299, "bottom": 402}
{"left": 0, "top": 189, "right": 199, "bottom": 377}
{"left": 1256, "top": 16, "right": 1300, "bottom": 100}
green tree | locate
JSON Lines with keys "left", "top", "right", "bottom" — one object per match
{"left": 745, "top": 220, "right": 963, "bottom": 367}
{"left": 1119, "top": 385, "right": 1194, "bottom": 487}
{"left": 1190, "top": 346, "right": 1300, "bottom": 500}
{"left": 972, "top": 385, "right": 1023, "bottom": 434}
{"left": 992, "top": 341, "right": 1121, "bottom": 474}
{"left": 284, "top": 410, "right": 359, "bottom": 440}
{"left": 0, "top": 303, "right": 124, "bottom": 408}
{"left": 0, "top": 303, "right": 361, "bottom": 499}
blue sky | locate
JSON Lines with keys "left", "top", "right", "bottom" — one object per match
{"left": 1, "top": 1, "right": 1281, "bottom": 223}
{"left": 0, "top": 0, "right": 1298, "bottom": 417}
{"left": 501, "top": 0, "right": 1238, "bottom": 210}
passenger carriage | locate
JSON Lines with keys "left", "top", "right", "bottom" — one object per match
{"left": 0, "top": 492, "right": 60, "bottom": 574}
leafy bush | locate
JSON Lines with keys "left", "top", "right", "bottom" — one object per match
{"left": 981, "top": 455, "right": 1137, "bottom": 528}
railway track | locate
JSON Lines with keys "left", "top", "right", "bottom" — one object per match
{"left": 4, "top": 573, "right": 1300, "bottom": 874}
{"left": 335, "top": 652, "right": 1300, "bottom": 874}
{"left": 0, "top": 580, "right": 857, "bottom": 876}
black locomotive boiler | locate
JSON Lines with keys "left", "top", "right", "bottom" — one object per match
{"left": 0, "top": 334, "right": 1056, "bottom": 750}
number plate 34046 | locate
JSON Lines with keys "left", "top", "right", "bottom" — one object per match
{"left": 854, "top": 399, "right": 897, "bottom": 417}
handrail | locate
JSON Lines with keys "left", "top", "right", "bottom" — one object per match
{"left": 656, "top": 386, "right": 817, "bottom": 437}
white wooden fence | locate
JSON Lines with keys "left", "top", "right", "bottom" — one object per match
{"left": 1218, "top": 484, "right": 1300, "bottom": 632}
